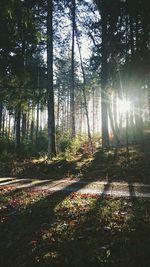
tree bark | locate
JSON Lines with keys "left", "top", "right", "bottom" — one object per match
{"left": 100, "top": 1, "right": 109, "bottom": 148}
{"left": 108, "top": 103, "right": 120, "bottom": 145}
{"left": 70, "top": 0, "right": 76, "bottom": 138}
{"left": 15, "top": 104, "right": 21, "bottom": 149}
{"left": 22, "top": 113, "right": 27, "bottom": 142}
{"left": 75, "top": 29, "right": 93, "bottom": 153}
{"left": 47, "top": 0, "right": 56, "bottom": 156}
{"left": 0, "top": 102, "right": 3, "bottom": 133}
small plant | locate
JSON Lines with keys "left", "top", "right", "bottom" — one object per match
{"left": 56, "top": 130, "right": 71, "bottom": 152}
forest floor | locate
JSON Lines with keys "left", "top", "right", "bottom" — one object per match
{"left": 0, "top": 146, "right": 150, "bottom": 267}
{"left": 1, "top": 177, "right": 150, "bottom": 198}
{"left": 0, "top": 145, "right": 150, "bottom": 184}
{"left": 1, "top": 182, "right": 150, "bottom": 267}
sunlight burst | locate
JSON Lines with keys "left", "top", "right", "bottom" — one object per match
{"left": 118, "top": 98, "right": 130, "bottom": 115}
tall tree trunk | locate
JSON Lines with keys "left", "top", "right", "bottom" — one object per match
{"left": 101, "top": 1, "right": 109, "bottom": 148}
{"left": 135, "top": 14, "right": 144, "bottom": 149}
{"left": 15, "top": 104, "right": 21, "bottom": 149}
{"left": 70, "top": 0, "right": 76, "bottom": 138}
{"left": 36, "top": 65, "right": 40, "bottom": 145}
{"left": 26, "top": 107, "right": 30, "bottom": 142}
{"left": 47, "top": 0, "right": 56, "bottom": 156}
{"left": 22, "top": 113, "right": 27, "bottom": 143}
{"left": 148, "top": 84, "right": 150, "bottom": 128}
{"left": 5, "top": 110, "right": 8, "bottom": 135}
{"left": 36, "top": 104, "right": 39, "bottom": 145}
{"left": 8, "top": 113, "right": 11, "bottom": 139}
{"left": 2, "top": 109, "right": 5, "bottom": 136}
{"left": 30, "top": 105, "right": 34, "bottom": 145}
{"left": 75, "top": 29, "right": 93, "bottom": 153}
{"left": 0, "top": 102, "right": 3, "bottom": 133}
{"left": 135, "top": 86, "right": 144, "bottom": 149}
{"left": 113, "top": 92, "right": 119, "bottom": 136}
{"left": 57, "top": 86, "right": 60, "bottom": 128}
{"left": 108, "top": 102, "right": 120, "bottom": 145}
{"left": 92, "top": 89, "right": 95, "bottom": 135}
{"left": 67, "top": 89, "right": 70, "bottom": 131}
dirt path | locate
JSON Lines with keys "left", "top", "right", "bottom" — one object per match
{"left": 1, "top": 177, "right": 150, "bottom": 198}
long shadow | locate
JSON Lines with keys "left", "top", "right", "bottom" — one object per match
{"left": 0, "top": 177, "right": 113, "bottom": 267}
{"left": 0, "top": 179, "right": 69, "bottom": 198}
{"left": 0, "top": 178, "right": 15, "bottom": 184}
{"left": 128, "top": 182, "right": 136, "bottom": 198}
{"left": 81, "top": 148, "right": 123, "bottom": 182}
{"left": 78, "top": 181, "right": 150, "bottom": 267}
{"left": 0, "top": 179, "right": 33, "bottom": 187}
{"left": 127, "top": 181, "right": 150, "bottom": 267}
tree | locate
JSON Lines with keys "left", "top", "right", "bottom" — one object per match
{"left": 70, "top": 0, "right": 76, "bottom": 138}
{"left": 47, "top": 0, "right": 56, "bottom": 156}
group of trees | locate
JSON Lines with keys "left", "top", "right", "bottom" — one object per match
{"left": 0, "top": 0, "right": 150, "bottom": 156}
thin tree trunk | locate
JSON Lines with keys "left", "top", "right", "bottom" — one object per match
{"left": 5, "top": 110, "right": 8, "bottom": 135}
{"left": 101, "top": 1, "right": 109, "bottom": 148}
{"left": 15, "top": 104, "right": 21, "bottom": 149}
{"left": 113, "top": 92, "right": 119, "bottom": 135}
{"left": 70, "top": 0, "right": 76, "bottom": 138}
{"left": 148, "top": 81, "right": 150, "bottom": 128}
{"left": 2, "top": 110, "right": 5, "bottom": 136}
{"left": 36, "top": 65, "right": 40, "bottom": 145}
{"left": 22, "top": 113, "right": 27, "bottom": 143}
{"left": 0, "top": 102, "right": 3, "bottom": 133}
{"left": 36, "top": 104, "right": 39, "bottom": 144}
{"left": 75, "top": 29, "right": 93, "bottom": 153}
{"left": 8, "top": 113, "right": 11, "bottom": 139}
{"left": 26, "top": 108, "right": 30, "bottom": 142}
{"left": 108, "top": 103, "right": 120, "bottom": 145}
{"left": 67, "top": 89, "right": 70, "bottom": 131}
{"left": 47, "top": 0, "right": 56, "bottom": 156}
{"left": 30, "top": 105, "right": 34, "bottom": 145}
{"left": 57, "top": 86, "right": 60, "bottom": 128}
{"left": 93, "top": 89, "right": 95, "bottom": 135}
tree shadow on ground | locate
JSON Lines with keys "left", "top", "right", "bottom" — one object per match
{"left": 1, "top": 145, "right": 150, "bottom": 184}
{"left": 1, "top": 178, "right": 150, "bottom": 267}
{"left": 126, "top": 182, "right": 150, "bottom": 267}
{"left": 0, "top": 180, "right": 112, "bottom": 267}
{"left": 81, "top": 147, "right": 150, "bottom": 184}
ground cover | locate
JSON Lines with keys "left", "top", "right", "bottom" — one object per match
{"left": 0, "top": 146, "right": 150, "bottom": 184}
{"left": 0, "top": 186, "right": 150, "bottom": 267}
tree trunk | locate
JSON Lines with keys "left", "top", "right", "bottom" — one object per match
{"left": 47, "top": 0, "right": 56, "bottom": 156}
{"left": 22, "top": 113, "right": 27, "bottom": 143}
{"left": 30, "top": 105, "right": 34, "bottom": 145}
{"left": 36, "top": 104, "right": 39, "bottom": 145}
{"left": 15, "top": 104, "right": 21, "bottom": 149}
{"left": 36, "top": 65, "right": 40, "bottom": 145}
{"left": 26, "top": 107, "right": 30, "bottom": 142}
{"left": 57, "top": 86, "right": 60, "bottom": 128}
{"left": 101, "top": 1, "right": 109, "bottom": 148}
{"left": 148, "top": 85, "right": 150, "bottom": 128}
{"left": 0, "top": 102, "right": 3, "bottom": 133}
{"left": 92, "top": 89, "right": 95, "bottom": 135}
{"left": 135, "top": 87, "right": 144, "bottom": 149}
{"left": 75, "top": 29, "right": 93, "bottom": 153}
{"left": 70, "top": 0, "right": 76, "bottom": 138}
{"left": 108, "top": 103, "right": 120, "bottom": 145}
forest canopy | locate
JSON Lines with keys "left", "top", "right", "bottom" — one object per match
{"left": 0, "top": 0, "right": 150, "bottom": 156}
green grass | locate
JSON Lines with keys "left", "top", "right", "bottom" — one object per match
{"left": 0, "top": 186, "right": 150, "bottom": 267}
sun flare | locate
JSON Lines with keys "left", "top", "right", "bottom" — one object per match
{"left": 118, "top": 98, "right": 130, "bottom": 115}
